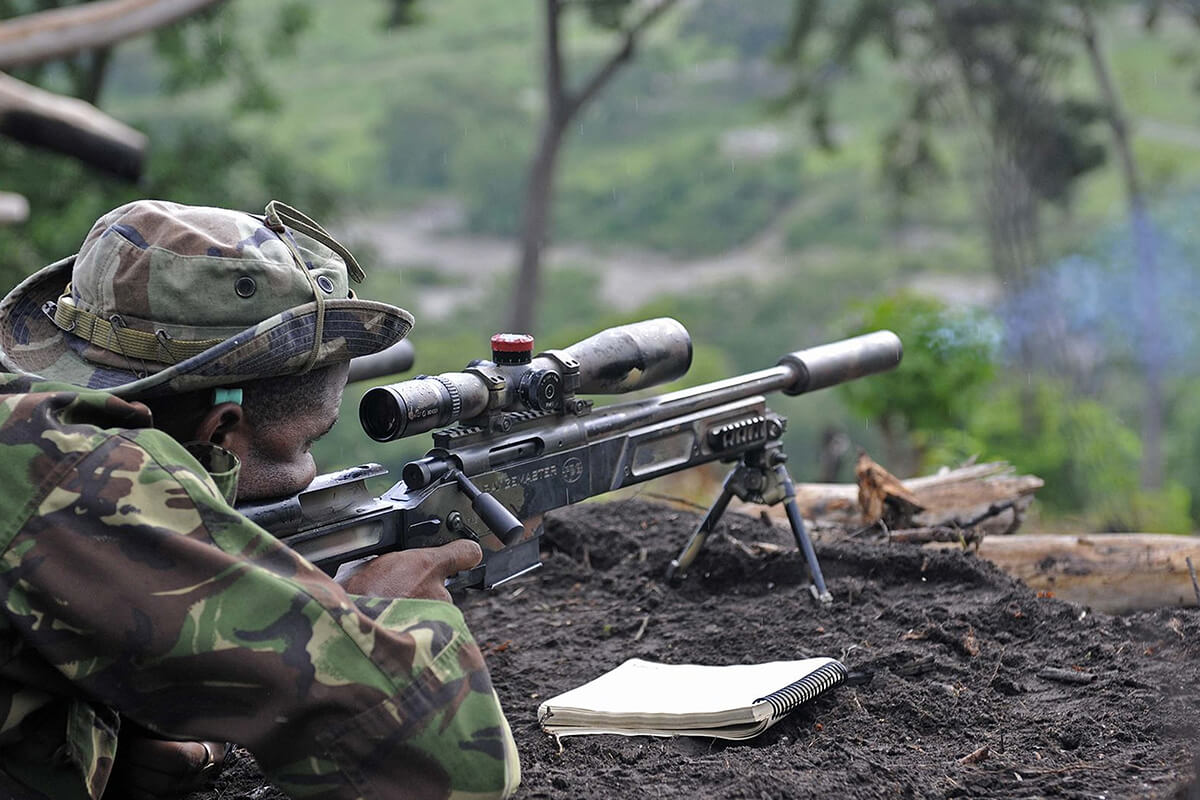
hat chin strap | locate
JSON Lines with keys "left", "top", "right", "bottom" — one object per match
{"left": 264, "top": 200, "right": 365, "bottom": 374}
{"left": 47, "top": 288, "right": 224, "bottom": 365}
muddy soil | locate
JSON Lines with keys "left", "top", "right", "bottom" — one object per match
{"left": 192, "top": 499, "right": 1200, "bottom": 799}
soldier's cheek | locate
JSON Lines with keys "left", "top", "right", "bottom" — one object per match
{"left": 237, "top": 438, "right": 318, "bottom": 501}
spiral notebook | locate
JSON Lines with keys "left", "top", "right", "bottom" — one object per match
{"left": 537, "top": 657, "right": 847, "bottom": 740}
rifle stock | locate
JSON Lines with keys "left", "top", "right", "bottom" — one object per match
{"left": 239, "top": 321, "right": 902, "bottom": 591}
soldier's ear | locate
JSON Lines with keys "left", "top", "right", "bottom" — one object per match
{"left": 194, "top": 403, "right": 249, "bottom": 449}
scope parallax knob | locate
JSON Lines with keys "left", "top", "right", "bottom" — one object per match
{"left": 519, "top": 368, "right": 562, "bottom": 411}
{"left": 490, "top": 333, "right": 534, "bottom": 365}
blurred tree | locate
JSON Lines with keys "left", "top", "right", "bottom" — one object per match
{"left": 1075, "top": 2, "right": 1165, "bottom": 491}
{"left": 780, "top": 1, "right": 1107, "bottom": 298}
{"left": 0, "top": 0, "right": 231, "bottom": 233}
{"left": 839, "top": 292, "right": 999, "bottom": 476}
{"left": 379, "top": 0, "right": 420, "bottom": 27}
{"left": 783, "top": 0, "right": 1176, "bottom": 492}
{"left": 0, "top": 0, "right": 322, "bottom": 288}
{"left": 509, "top": 0, "right": 681, "bottom": 334}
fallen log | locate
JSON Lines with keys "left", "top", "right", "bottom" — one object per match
{"left": 796, "top": 460, "right": 1044, "bottom": 536}
{"left": 933, "top": 533, "right": 1200, "bottom": 612}
{"left": 0, "top": 72, "right": 145, "bottom": 180}
{"left": 888, "top": 526, "right": 985, "bottom": 547}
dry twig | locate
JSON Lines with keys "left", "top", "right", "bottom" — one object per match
{"left": 959, "top": 745, "right": 989, "bottom": 765}
{"left": 1037, "top": 667, "right": 1096, "bottom": 685}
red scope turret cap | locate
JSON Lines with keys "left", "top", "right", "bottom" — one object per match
{"left": 491, "top": 333, "right": 534, "bottom": 364}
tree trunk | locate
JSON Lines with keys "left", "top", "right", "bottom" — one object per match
{"left": 77, "top": 46, "right": 115, "bottom": 107}
{"left": 509, "top": 119, "right": 565, "bottom": 334}
{"left": 1079, "top": 4, "right": 1164, "bottom": 492}
{"left": 505, "top": 0, "right": 678, "bottom": 333}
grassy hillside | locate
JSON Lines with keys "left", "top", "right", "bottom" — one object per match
{"left": 85, "top": 1, "right": 1200, "bottom": 528}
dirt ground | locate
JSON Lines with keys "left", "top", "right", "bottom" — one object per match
{"left": 193, "top": 499, "right": 1200, "bottom": 800}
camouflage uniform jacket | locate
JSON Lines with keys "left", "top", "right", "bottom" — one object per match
{"left": 0, "top": 374, "right": 520, "bottom": 799}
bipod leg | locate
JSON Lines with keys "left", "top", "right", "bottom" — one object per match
{"left": 665, "top": 473, "right": 736, "bottom": 584}
{"left": 774, "top": 463, "right": 833, "bottom": 604}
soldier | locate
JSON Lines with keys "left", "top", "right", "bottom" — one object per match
{"left": 0, "top": 200, "right": 520, "bottom": 799}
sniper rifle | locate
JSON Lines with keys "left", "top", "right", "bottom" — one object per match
{"left": 239, "top": 319, "right": 902, "bottom": 601}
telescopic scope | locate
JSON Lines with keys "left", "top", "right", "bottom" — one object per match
{"left": 359, "top": 318, "right": 693, "bottom": 442}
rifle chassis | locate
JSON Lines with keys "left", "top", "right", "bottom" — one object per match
{"left": 240, "top": 319, "right": 902, "bottom": 599}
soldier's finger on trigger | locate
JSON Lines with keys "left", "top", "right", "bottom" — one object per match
{"left": 447, "top": 539, "right": 483, "bottom": 572}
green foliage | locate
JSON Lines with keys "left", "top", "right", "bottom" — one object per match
{"left": 780, "top": 1, "right": 1110, "bottom": 205}
{"left": 381, "top": 0, "right": 423, "bottom": 28}
{"left": 450, "top": 126, "right": 532, "bottom": 236}
{"left": 152, "top": 1, "right": 312, "bottom": 112}
{"left": 582, "top": 0, "right": 635, "bottom": 31}
{"left": 929, "top": 379, "right": 1192, "bottom": 533}
{"left": 0, "top": 118, "right": 339, "bottom": 289}
{"left": 1166, "top": 376, "right": 1200, "bottom": 529}
{"left": 378, "top": 100, "right": 461, "bottom": 191}
{"left": 839, "top": 293, "right": 999, "bottom": 437}
{"left": 677, "top": 0, "right": 793, "bottom": 57}
{"left": 0, "top": 144, "right": 125, "bottom": 289}
{"left": 553, "top": 138, "right": 803, "bottom": 256}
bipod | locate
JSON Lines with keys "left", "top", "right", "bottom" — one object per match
{"left": 665, "top": 442, "right": 833, "bottom": 604}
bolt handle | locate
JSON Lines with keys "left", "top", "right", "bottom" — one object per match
{"left": 450, "top": 470, "right": 525, "bottom": 545}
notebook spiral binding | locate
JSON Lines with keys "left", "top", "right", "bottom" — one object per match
{"left": 755, "top": 660, "right": 848, "bottom": 720}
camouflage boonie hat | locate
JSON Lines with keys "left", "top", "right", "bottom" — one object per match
{"left": 0, "top": 199, "right": 413, "bottom": 398}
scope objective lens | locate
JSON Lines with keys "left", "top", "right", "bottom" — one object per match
{"left": 360, "top": 386, "right": 405, "bottom": 441}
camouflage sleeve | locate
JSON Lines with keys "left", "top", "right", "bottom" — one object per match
{"left": 1, "top": 426, "right": 519, "bottom": 800}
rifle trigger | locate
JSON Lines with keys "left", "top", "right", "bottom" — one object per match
{"left": 447, "top": 510, "right": 480, "bottom": 542}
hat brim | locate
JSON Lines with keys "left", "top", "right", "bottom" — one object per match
{"left": 0, "top": 256, "right": 414, "bottom": 398}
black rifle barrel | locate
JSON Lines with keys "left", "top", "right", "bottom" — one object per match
{"left": 347, "top": 340, "right": 415, "bottom": 384}
{"left": 581, "top": 329, "right": 902, "bottom": 438}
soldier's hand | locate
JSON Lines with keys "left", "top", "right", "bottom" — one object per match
{"left": 337, "top": 540, "right": 483, "bottom": 601}
{"left": 109, "top": 727, "right": 228, "bottom": 799}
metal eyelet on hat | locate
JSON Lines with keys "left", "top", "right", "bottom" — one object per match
{"left": 316, "top": 275, "right": 335, "bottom": 294}
{"left": 235, "top": 276, "right": 257, "bottom": 298}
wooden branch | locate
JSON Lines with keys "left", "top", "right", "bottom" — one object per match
{"left": 889, "top": 526, "right": 985, "bottom": 547}
{"left": 544, "top": 0, "right": 567, "bottom": 118}
{"left": 567, "top": 0, "right": 680, "bottom": 118}
{"left": 0, "top": 72, "right": 146, "bottom": 180}
{"left": 796, "top": 459, "right": 1043, "bottom": 536}
{"left": 0, "top": 0, "right": 227, "bottom": 69}
{"left": 1186, "top": 556, "right": 1199, "bottom": 606}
